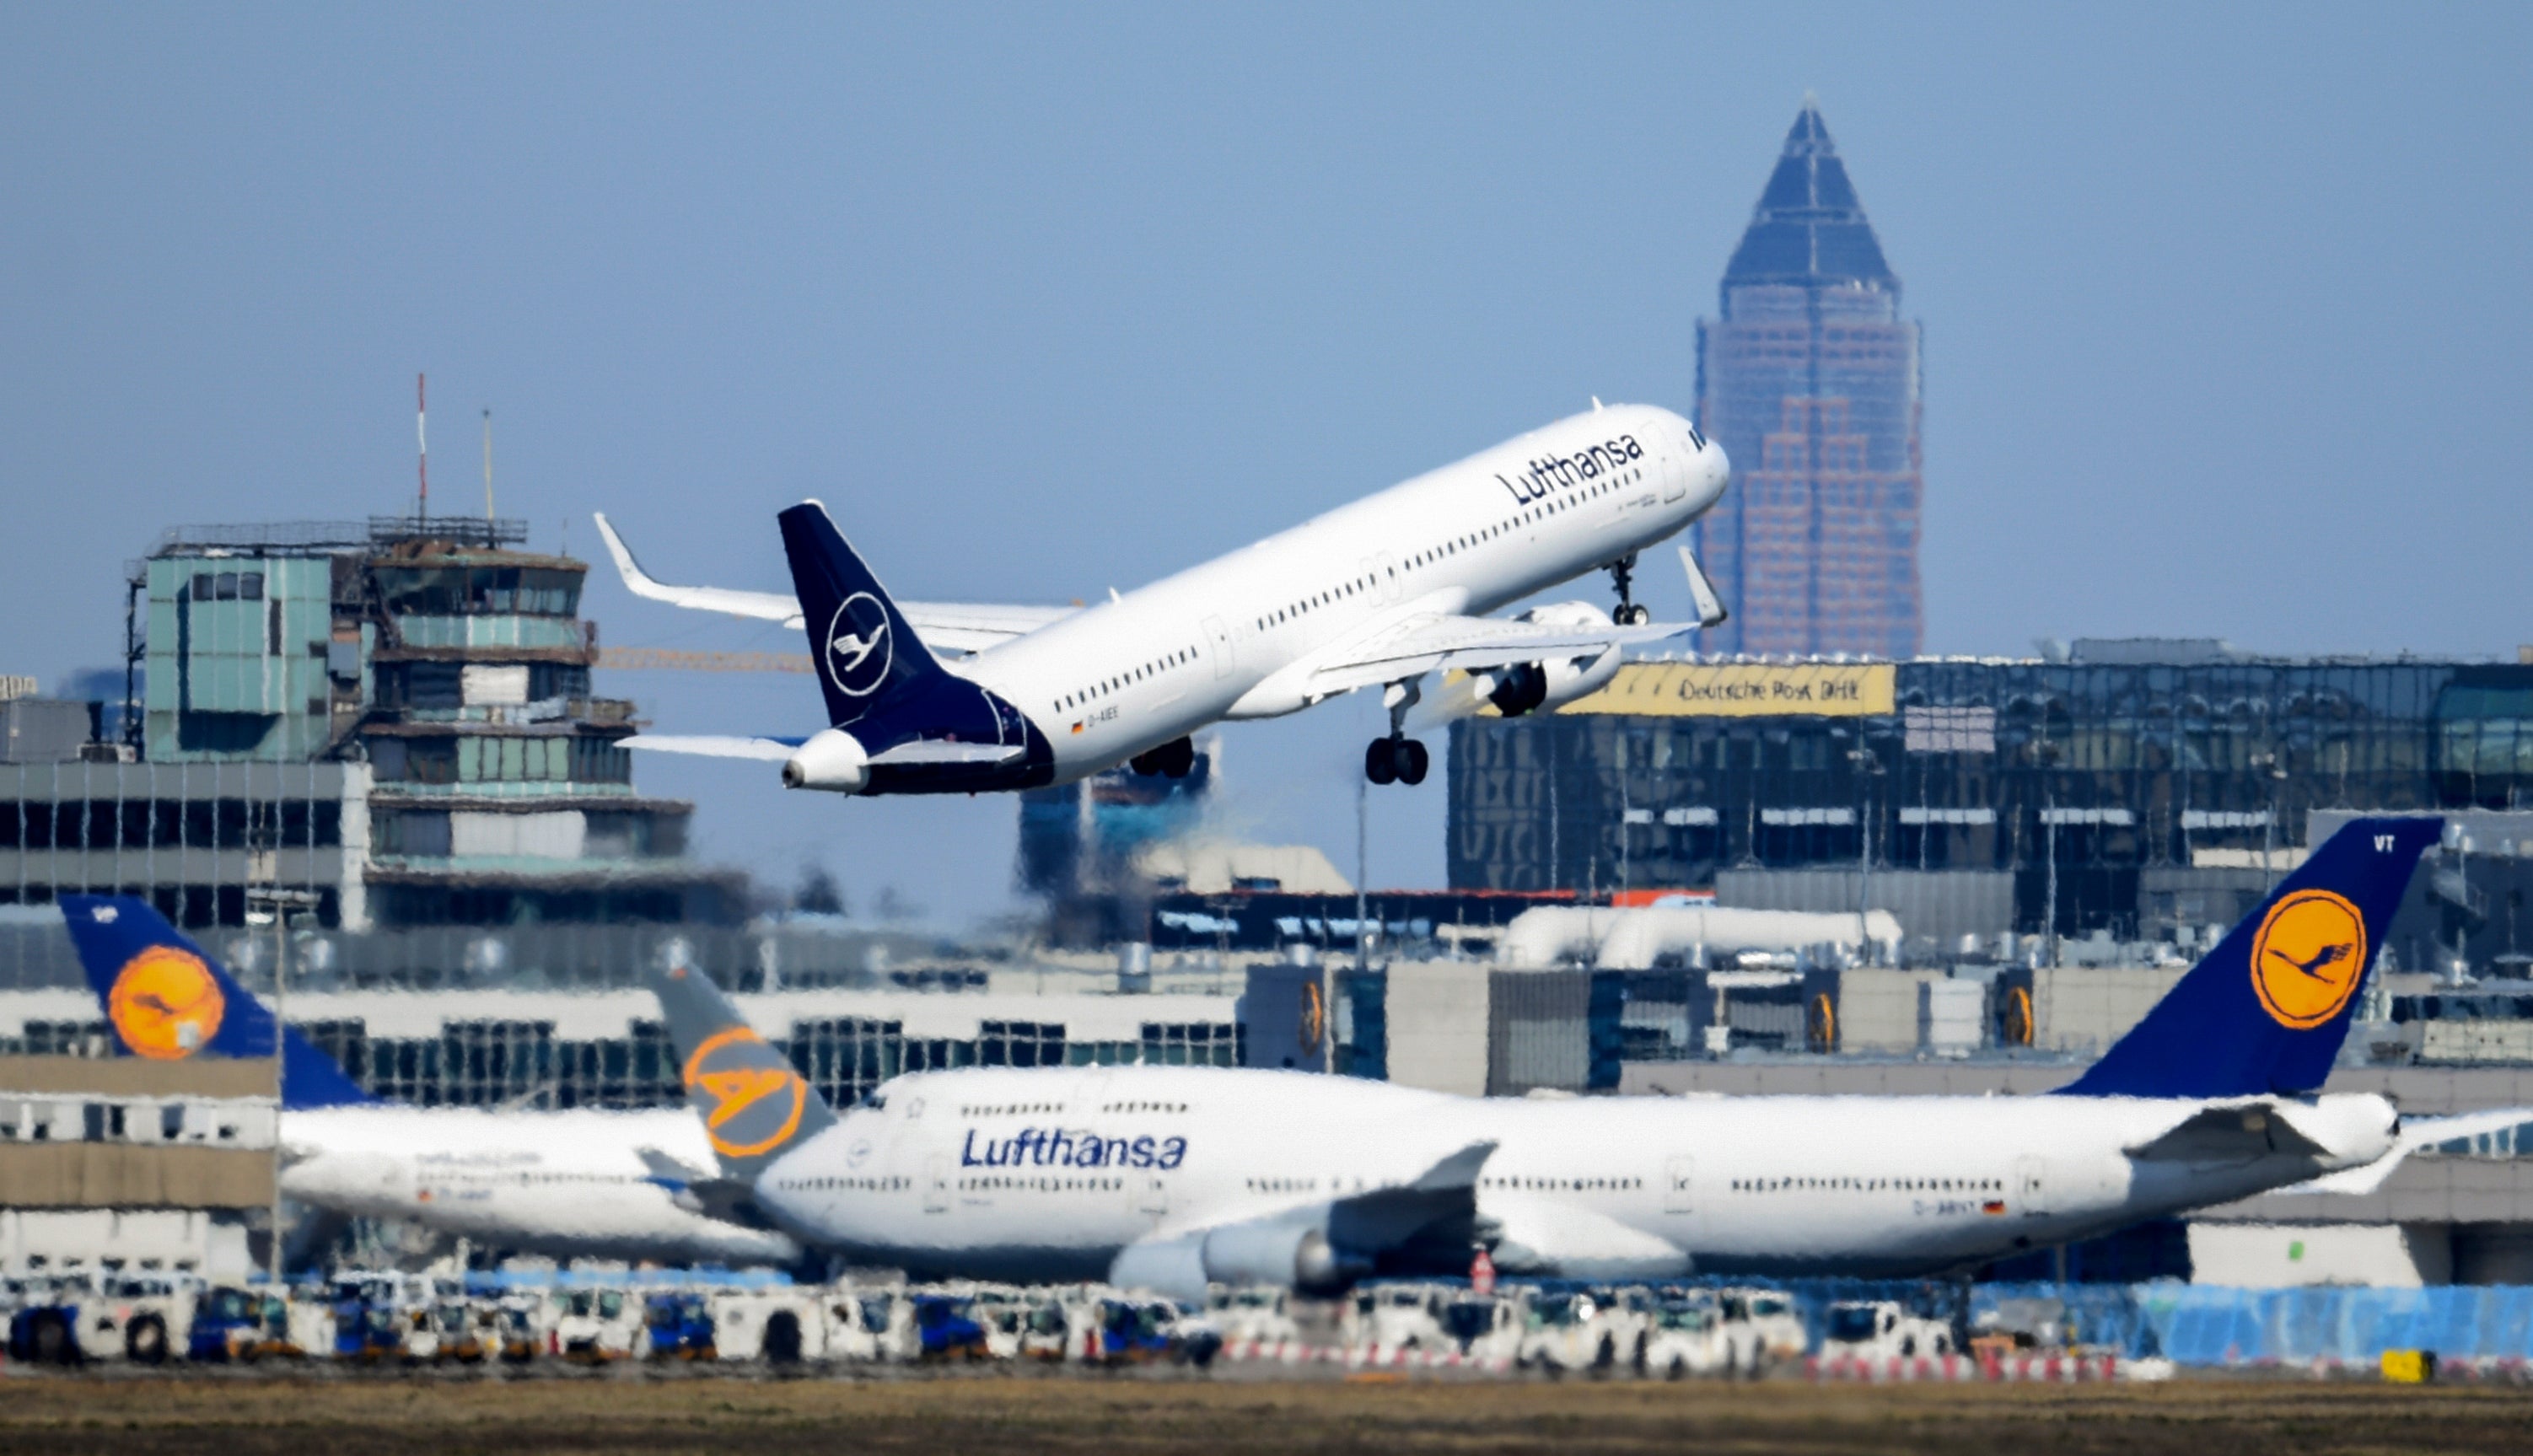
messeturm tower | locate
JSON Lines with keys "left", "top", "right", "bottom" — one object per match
{"left": 1695, "top": 100, "right": 1923, "bottom": 657}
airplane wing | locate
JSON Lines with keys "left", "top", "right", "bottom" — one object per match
{"left": 1301, "top": 611, "right": 1691, "bottom": 699}
{"left": 2277, "top": 1106, "right": 2533, "bottom": 1197}
{"left": 594, "top": 512, "right": 1073, "bottom": 654}
{"left": 1109, "top": 1140, "right": 1492, "bottom": 1302}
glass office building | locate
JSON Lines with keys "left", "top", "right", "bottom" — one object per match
{"left": 1449, "top": 647, "right": 2533, "bottom": 939}
{"left": 1695, "top": 99, "right": 1923, "bottom": 658}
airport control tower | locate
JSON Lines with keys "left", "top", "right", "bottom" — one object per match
{"left": 1695, "top": 100, "right": 1924, "bottom": 658}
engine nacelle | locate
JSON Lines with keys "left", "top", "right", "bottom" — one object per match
{"left": 1108, "top": 1220, "right": 1372, "bottom": 1301}
{"left": 1199, "top": 1222, "right": 1365, "bottom": 1296}
{"left": 781, "top": 728, "right": 869, "bottom": 793}
{"left": 1480, "top": 602, "right": 1626, "bottom": 718}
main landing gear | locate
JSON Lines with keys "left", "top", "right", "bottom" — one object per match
{"left": 1365, "top": 735, "right": 1428, "bottom": 786}
{"left": 1607, "top": 554, "right": 1649, "bottom": 626}
{"left": 1366, "top": 676, "right": 1429, "bottom": 786}
{"left": 1128, "top": 737, "right": 1196, "bottom": 778}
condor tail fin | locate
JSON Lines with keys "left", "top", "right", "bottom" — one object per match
{"left": 59, "top": 895, "right": 372, "bottom": 1109}
{"left": 2056, "top": 816, "right": 2439, "bottom": 1099}
{"left": 647, "top": 958, "right": 836, "bottom": 1182}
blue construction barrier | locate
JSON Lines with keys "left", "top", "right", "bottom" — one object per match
{"left": 2138, "top": 1284, "right": 2533, "bottom": 1367}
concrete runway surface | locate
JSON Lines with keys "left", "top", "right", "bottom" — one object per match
{"left": 5, "top": 1372, "right": 2533, "bottom": 1455}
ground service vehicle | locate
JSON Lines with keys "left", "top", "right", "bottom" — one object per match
{"left": 1818, "top": 1299, "right": 1955, "bottom": 1362}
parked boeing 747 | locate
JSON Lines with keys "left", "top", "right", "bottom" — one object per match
{"left": 646, "top": 818, "right": 2514, "bottom": 1298}
{"left": 595, "top": 403, "right": 1730, "bottom": 792}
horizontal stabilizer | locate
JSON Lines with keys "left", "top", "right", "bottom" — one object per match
{"left": 623, "top": 734, "right": 803, "bottom": 761}
{"left": 863, "top": 739, "right": 1026, "bottom": 767}
{"left": 2123, "top": 1102, "right": 2329, "bottom": 1162}
{"left": 2280, "top": 1106, "right": 2533, "bottom": 1197}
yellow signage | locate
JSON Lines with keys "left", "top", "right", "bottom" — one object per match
{"left": 1559, "top": 663, "right": 1896, "bottom": 717}
{"left": 2249, "top": 889, "right": 2367, "bottom": 1030}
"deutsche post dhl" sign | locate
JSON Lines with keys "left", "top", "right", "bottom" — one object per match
{"left": 1559, "top": 663, "right": 1897, "bottom": 718}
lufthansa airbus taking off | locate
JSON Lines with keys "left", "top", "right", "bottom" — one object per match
{"left": 648, "top": 818, "right": 2525, "bottom": 1298}
{"left": 595, "top": 404, "right": 1729, "bottom": 792}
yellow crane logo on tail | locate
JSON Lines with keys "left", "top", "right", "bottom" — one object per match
{"left": 108, "top": 946, "right": 224, "bottom": 1061}
{"left": 2249, "top": 889, "right": 2368, "bottom": 1030}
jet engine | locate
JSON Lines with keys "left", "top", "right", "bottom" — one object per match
{"left": 1478, "top": 602, "right": 1625, "bottom": 718}
{"left": 780, "top": 728, "right": 869, "bottom": 792}
{"left": 1109, "top": 1217, "right": 1372, "bottom": 1300}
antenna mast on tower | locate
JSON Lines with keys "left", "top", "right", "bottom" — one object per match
{"left": 416, "top": 373, "right": 429, "bottom": 521}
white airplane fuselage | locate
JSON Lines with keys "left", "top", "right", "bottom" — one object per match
{"left": 973, "top": 404, "right": 1724, "bottom": 784}
{"left": 277, "top": 1104, "right": 802, "bottom": 1267}
{"left": 747, "top": 1064, "right": 2396, "bottom": 1283}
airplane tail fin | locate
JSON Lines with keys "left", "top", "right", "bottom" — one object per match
{"left": 58, "top": 895, "right": 373, "bottom": 1109}
{"left": 648, "top": 957, "right": 836, "bottom": 1182}
{"left": 2056, "top": 816, "right": 2440, "bottom": 1099}
{"left": 779, "top": 501, "right": 949, "bottom": 728}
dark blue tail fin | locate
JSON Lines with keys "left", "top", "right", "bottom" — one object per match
{"left": 59, "top": 895, "right": 373, "bottom": 1109}
{"left": 2057, "top": 816, "right": 2440, "bottom": 1099}
{"left": 779, "top": 501, "right": 950, "bottom": 728}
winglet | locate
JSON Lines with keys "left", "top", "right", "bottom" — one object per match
{"left": 591, "top": 512, "right": 674, "bottom": 604}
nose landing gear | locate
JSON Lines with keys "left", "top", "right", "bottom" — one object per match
{"left": 1365, "top": 735, "right": 1428, "bottom": 786}
{"left": 1607, "top": 555, "right": 1649, "bottom": 626}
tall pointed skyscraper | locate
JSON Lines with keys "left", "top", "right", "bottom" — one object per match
{"left": 1695, "top": 101, "right": 1923, "bottom": 657}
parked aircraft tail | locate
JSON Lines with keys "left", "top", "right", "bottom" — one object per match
{"left": 648, "top": 958, "right": 836, "bottom": 1181}
{"left": 2056, "top": 816, "right": 2440, "bottom": 1099}
{"left": 58, "top": 895, "right": 373, "bottom": 1109}
{"left": 779, "top": 501, "right": 952, "bottom": 728}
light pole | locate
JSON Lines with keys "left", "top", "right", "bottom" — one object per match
{"left": 246, "top": 884, "right": 320, "bottom": 1290}
{"left": 1847, "top": 745, "right": 1886, "bottom": 964}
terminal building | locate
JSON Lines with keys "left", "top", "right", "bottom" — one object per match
{"left": 0, "top": 517, "right": 741, "bottom": 933}
{"left": 1448, "top": 643, "right": 2533, "bottom": 956}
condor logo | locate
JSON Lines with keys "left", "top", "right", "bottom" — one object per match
{"left": 681, "top": 1027, "right": 810, "bottom": 1159}
{"left": 109, "top": 946, "right": 224, "bottom": 1061}
{"left": 2250, "top": 889, "right": 2369, "bottom": 1030}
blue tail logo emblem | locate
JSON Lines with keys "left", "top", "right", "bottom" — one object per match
{"left": 822, "top": 592, "right": 894, "bottom": 707}
{"left": 2250, "top": 889, "right": 2367, "bottom": 1030}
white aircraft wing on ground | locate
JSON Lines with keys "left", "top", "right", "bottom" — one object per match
{"left": 593, "top": 512, "right": 1073, "bottom": 653}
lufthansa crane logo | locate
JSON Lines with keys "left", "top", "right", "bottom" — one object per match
{"left": 680, "top": 1026, "right": 809, "bottom": 1159}
{"left": 109, "top": 946, "right": 225, "bottom": 1061}
{"left": 822, "top": 593, "right": 894, "bottom": 707}
{"left": 2249, "top": 888, "right": 2369, "bottom": 1030}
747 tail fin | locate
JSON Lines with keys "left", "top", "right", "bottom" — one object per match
{"left": 58, "top": 895, "right": 372, "bottom": 1109}
{"left": 648, "top": 959, "right": 836, "bottom": 1182}
{"left": 2057, "top": 816, "right": 2440, "bottom": 1099}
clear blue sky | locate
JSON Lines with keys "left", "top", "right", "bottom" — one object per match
{"left": 4, "top": 5, "right": 2528, "bottom": 925}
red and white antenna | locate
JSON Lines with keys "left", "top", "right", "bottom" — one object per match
{"left": 416, "top": 373, "right": 429, "bottom": 519}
